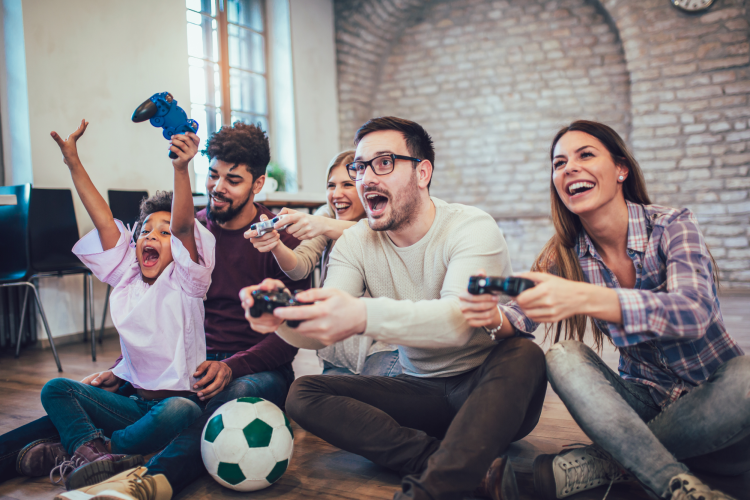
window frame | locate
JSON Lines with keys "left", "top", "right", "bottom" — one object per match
{"left": 186, "top": 0, "right": 270, "bottom": 130}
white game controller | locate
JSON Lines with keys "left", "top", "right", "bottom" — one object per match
{"left": 249, "top": 215, "right": 292, "bottom": 236}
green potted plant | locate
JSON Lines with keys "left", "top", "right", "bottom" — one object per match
{"left": 264, "top": 162, "right": 287, "bottom": 192}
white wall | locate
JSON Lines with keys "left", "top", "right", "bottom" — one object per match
{"left": 19, "top": 0, "right": 191, "bottom": 338}
{"left": 4, "top": 0, "right": 339, "bottom": 341}
{"left": 289, "top": 0, "right": 339, "bottom": 193}
{"left": 266, "top": 0, "right": 298, "bottom": 189}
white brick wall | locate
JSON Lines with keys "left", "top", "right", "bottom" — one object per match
{"left": 335, "top": 0, "right": 750, "bottom": 288}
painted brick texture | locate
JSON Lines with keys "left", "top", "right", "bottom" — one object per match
{"left": 335, "top": 0, "right": 750, "bottom": 287}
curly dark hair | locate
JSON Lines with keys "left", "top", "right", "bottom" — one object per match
{"left": 138, "top": 190, "right": 173, "bottom": 226}
{"left": 202, "top": 121, "right": 270, "bottom": 181}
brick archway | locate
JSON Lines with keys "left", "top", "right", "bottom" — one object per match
{"left": 334, "top": 0, "right": 750, "bottom": 286}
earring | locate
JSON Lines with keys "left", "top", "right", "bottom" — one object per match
{"left": 619, "top": 176, "right": 624, "bottom": 180}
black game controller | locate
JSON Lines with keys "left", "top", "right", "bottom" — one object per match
{"left": 247, "top": 288, "right": 308, "bottom": 328}
{"left": 467, "top": 276, "right": 535, "bottom": 297}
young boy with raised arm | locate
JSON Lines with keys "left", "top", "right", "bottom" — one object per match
{"left": 20, "top": 120, "right": 215, "bottom": 496}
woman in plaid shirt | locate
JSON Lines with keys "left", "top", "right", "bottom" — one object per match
{"left": 459, "top": 121, "right": 747, "bottom": 500}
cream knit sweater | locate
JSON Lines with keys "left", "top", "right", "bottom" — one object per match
{"left": 277, "top": 197, "right": 514, "bottom": 378}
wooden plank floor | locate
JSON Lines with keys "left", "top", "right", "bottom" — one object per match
{"left": 0, "top": 292, "right": 748, "bottom": 500}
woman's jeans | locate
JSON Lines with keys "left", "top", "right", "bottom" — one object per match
{"left": 546, "top": 340, "right": 750, "bottom": 498}
{"left": 322, "top": 350, "right": 402, "bottom": 377}
{"left": 40, "top": 378, "right": 202, "bottom": 455}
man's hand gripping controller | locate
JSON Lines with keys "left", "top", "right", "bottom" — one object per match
{"left": 247, "top": 288, "right": 309, "bottom": 328}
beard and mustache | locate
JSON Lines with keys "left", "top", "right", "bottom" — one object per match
{"left": 206, "top": 191, "right": 252, "bottom": 224}
{"left": 363, "top": 171, "right": 422, "bottom": 233}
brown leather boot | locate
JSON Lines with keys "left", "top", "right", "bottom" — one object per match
{"left": 16, "top": 438, "right": 70, "bottom": 477}
{"left": 474, "top": 456, "right": 520, "bottom": 500}
{"left": 49, "top": 439, "right": 143, "bottom": 489}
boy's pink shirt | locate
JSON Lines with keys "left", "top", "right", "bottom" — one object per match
{"left": 73, "top": 219, "right": 216, "bottom": 391}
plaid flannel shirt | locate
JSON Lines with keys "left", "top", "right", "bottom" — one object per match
{"left": 501, "top": 201, "right": 743, "bottom": 407}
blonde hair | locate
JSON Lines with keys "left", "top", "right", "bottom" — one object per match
{"left": 324, "top": 150, "right": 359, "bottom": 219}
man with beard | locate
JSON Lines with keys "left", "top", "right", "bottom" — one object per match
{"left": 241, "top": 117, "right": 547, "bottom": 500}
{"left": 1, "top": 122, "right": 309, "bottom": 497}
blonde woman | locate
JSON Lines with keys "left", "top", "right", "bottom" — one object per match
{"left": 245, "top": 151, "right": 400, "bottom": 376}
{"left": 460, "top": 121, "right": 747, "bottom": 500}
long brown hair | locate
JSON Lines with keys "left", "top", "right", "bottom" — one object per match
{"left": 536, "top": 121, "right": 720, "bottom": 350}
{"left": 534, "top": 121, "right": 652, "bottom": 350}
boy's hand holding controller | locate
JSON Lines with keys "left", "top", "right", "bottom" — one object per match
{"left": 169, "top": 131, "right": 200, "bottom": 171}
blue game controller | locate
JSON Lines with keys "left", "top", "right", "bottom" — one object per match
{"left": 132, "top": 92, "right": 199, "bottom": 159}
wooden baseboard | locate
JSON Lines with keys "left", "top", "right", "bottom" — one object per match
{"left": 32, "top": 327, "right": 118, "bottom": 350}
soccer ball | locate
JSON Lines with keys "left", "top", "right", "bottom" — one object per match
{"left": 201, "top": 397, "right": 294, "bottom": 491}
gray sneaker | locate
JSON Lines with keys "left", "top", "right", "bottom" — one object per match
{"left": 533, "top": 445, "right": 632, "bottom": 499}
{"left": 668, "top": 473, "right": 737, "bottom": 500}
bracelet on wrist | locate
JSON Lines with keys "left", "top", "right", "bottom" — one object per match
{"left": 482, "top": 305, "right": 504, "bottom": 341}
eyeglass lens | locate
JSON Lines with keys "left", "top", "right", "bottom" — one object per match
{"left": 350, "top": 155, "right": 394, "bottom": 179}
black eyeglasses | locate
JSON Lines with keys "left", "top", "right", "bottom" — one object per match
{"left": 346, "top": 154, "right": 423, "bottom": 181}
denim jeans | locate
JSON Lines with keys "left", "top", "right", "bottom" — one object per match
{"left": 0, "top": 362, "right": 294, "bottom": 491}
{"left": 145, "top": 363, "right": 294, "bottom": 494}
{"left": 322, "top": 350, "right": 402, "bottom": 377}
{"left": 0, "top": 416, "right": 59, "bottom": 482}
{"left": 40, "top": 378, "right": 202, "bottom": 455}
{"left": 546, "top": 340, "right": 750, "bottom": 498}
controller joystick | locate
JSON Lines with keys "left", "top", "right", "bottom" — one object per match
{"left": 467, "top": 276, "right": 535, "bottom": 297}
{"left": 132, "top": 92, "right": 199, "bottom": 159}
{"left": 247, "top": 288, "right": 309, "bottom": 328}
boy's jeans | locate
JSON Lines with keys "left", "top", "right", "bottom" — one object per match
{"left": 0, "top": 362, "right": 294, "bottom": 492}
{"left": 40, "top": 378, "right": 202, "bottom": 455}
{"left": 144, "top": 362, "right": 294, "bottom": 494}
{"left": 546, "top": 341, "right": 750, "bottom": 498}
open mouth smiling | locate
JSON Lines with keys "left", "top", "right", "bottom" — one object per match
{"left": 210, "top": 194, "right": 230, "bottom": 209}
{"left": 567, "top": 181, "right": 596, "bottom": 197}
{"left": 142, "top": 246, "right": 160, "bottom": 267}
{"left": 364, "top": 192, "right": 389, "bottom": 216}
{"left": 334, "top": 202, "right": 351, "bottom": 214}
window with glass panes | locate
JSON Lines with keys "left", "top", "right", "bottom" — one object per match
{"left": 186, "top": 0, "right": 268, "bottom": 188}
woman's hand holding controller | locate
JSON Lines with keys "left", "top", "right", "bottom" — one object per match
{"left": 276, "top": 208, "right": 332, "bottom": 241}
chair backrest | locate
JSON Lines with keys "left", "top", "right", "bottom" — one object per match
{"left": 0, "top": 184, "right": 32, "bottom": 282}
{"left": 108, "top": 189, "right": 148, "bottom": 229}
{"left": 28, "top": 188, "right": 84, "bottom": 273}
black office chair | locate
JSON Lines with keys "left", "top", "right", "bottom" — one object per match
{"left": 98, "top": 190, "right": 148, "bottom": 343}
{"left": 0, "top": 185, "right": 62, "bottom": 370}
{"left": 28, "top": 187, "right": 103, "bottom": 362}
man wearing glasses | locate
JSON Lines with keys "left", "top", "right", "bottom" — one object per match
{"left": 241, "top": 116, "right": 547, "bottom": 500}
